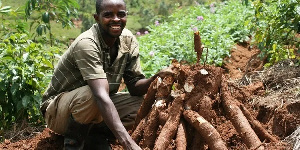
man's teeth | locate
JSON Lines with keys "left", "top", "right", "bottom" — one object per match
{"left": 111, "top": 26, "right": 121, "bottom": 29}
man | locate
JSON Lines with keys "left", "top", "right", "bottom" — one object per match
{"left": 40, "top": 0, "right": 172, "bottom": 149}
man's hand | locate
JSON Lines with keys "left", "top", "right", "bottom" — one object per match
{"left": 120, "top": 137, "right": 142, "bottom": 150}
{"left": 87, "top": 79, "right": 141, "bottom": 150}
{"left": 126, "top": 67, "right": 174, "bottom": 96}
{"left": 155, "top": 67, "right": 174, "bottom": 79}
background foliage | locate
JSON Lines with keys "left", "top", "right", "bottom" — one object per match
{"left": 250, "top": 0, "right": 300, "bottom": 67}
{"left": 138, "top": 0, "right": 254, "bottom": 77}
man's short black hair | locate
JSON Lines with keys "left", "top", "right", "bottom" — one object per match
{"left": 96, "top": 0, "right": 126, "bottom": 15}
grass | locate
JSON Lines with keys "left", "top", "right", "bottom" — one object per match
{"left": 126, "top": 16, "right": 142, "bottom": 33}
{"left": 50, "top": 21, "right": 82, "bottom": 41}
{"left": 2, "top": 0, "right": 26, "bottom": 9}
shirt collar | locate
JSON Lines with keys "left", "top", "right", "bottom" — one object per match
{"left": 95, "top": 24, "right": 121, "bottom": 50}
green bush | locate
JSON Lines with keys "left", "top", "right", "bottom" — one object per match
{"left": 0, "top": 3, "right": 63, "bottom": 136}
{"left": 251, "top": 0, "right": 300, "bottom": 67}
{"left": 0, "top": 33, "right": 62, "bottom": 134}
{"left": 138, "top": 0, "right": 254, "bottom": 77}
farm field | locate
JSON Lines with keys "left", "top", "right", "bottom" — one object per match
{"left": 1, "top": 0, "right": 299, "bottom": 149}
{"left": 1, "top": 41, "right": 299, "bottom": 149}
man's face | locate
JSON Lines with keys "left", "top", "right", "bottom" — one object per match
{"left": 94, "top": 0, "right": 127, "bottom": 38}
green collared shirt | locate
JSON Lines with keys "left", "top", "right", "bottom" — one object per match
{"left": 41, "top": 24, "right": 145, "bottom": 110}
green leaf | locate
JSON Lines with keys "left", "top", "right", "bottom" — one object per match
{"left": 22, "top": 95, "right": 31, "bottom": 108}
{"left": 42, "top": 12, "right": 50, "bottom": 23}
{"left": 272, "top": 43, "right": 277, "bottom": 51}
{"left": 10, "top": 83, "right": 19, "bottom": 95}
{"left": 31, "top": 0, "right": 36, "bottom": 9}
{"left": 0, "top": 81, "right": 6, "bottom": 91}
{"left": 0, "top": 6, "right": 11, "bottom": 13}
{"left": 36, "top": 25, "right": 43, "bottom": 35}
{"left": 43, "top": 59, "right": 53, "bottom": 69}
{"left": 2, "top": 56, "right": 14, "bottom": 61}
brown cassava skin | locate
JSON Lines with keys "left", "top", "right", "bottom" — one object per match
{"left": 183, "top": 110, "right": 227, "bottom": 150}
{"left": 221, "top": 76, "right": 264, "bottom": 150}
{"left": 155, "top": 76, "right": 175, "bottom": 99}
{"left": 142, "top": 100, "right": 167, "bottom": 149}
{"left": 134, "top": 78, "right": 159, "bottom": 128}
{"left": 141, "top": 107, "right": 159, "bottom": 149}
{"left": 190, "top": 95, "right": 215, "bottom": 150}
{"left": 153, "top": 94, "right": 185, "bottom": 150}
{"left": 191, "top": 133, "right": 206, "bottom": 150}
{"left": 185, "top": 92, "right": 202, "bottom": 111}
{"left": 192, "top": 66, "right": 223, "bottom": 99}
{"left": 194, "top": 31, "right": 203, "bottom": 63}
{"left": 158, "top": 110, "right": 169, "bottom": 125}
{"left": 198, "top": 95, "right": 216, "bottom": 121}
{"left": 240, "top": 105, "right": 278, "bottom": 143}
{"left": 175, "top": 120, "right": 187, "bottom": 150}
{"left": 131, "top": 118, "right": 146, "bottom": 143}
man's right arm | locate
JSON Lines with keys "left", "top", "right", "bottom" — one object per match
{"left": 87, "top": 78, "right": 141, "bottom": 150}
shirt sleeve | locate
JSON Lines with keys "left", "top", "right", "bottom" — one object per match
{"left": 123, "top": 35, "right": 145, "bottom": 85}
{"left": 72, "top": 38, "right": 107, "bottom": 80}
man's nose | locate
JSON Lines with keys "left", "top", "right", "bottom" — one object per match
{"left": 112, "top": 15, "right": 121, "bottom": 21}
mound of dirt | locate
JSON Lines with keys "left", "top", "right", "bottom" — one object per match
{"left": 1, "top": 43, "right": 299, "bottom": 150}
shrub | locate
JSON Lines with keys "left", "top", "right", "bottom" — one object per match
{"left": 251, "top": 0, "right": 300, "bottom": 67}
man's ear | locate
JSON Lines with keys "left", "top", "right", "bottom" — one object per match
{"left": 93, "top": 14, "right": 99, "bottom": 22}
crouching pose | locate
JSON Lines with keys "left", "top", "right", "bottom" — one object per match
{"left": 40, "top": 0, "right": 172, "bottom": 149}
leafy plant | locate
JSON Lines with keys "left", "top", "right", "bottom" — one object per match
{"left": 251, "top": 0, "right": 300, "bottom": 67}
{"left": 0, "top": 33, "right": 62, "bottom": 135}
{"left": 25, "top": 0, "right": 79, "bottom": 46}
{"left": 0, "top": 3, "right": 63, "bottom": 137}
{"left": 138, "top": 0, "right": 254, "bottom": 77}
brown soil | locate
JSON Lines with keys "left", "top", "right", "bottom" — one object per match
{"left": 1, "top": 43, "right": 299, "bottom": 150}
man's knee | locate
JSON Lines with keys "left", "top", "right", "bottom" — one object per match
{"left": 69, "top": 86, "right": 103, "bottom": 124}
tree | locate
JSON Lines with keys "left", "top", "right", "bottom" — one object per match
{"left": 25, "top": 0, "right": 79, "bottom": 46}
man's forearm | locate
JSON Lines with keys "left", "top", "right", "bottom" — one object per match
{"left": 87, "top": 79, "right": 133, "bottom": 146}
{"left": 128, "top": 77, "right": 156, "bottom": 96}
{"left": 95, "top": 95, "right": 131, "bottom": 144}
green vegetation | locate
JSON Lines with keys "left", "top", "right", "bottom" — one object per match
{"left": 251, "top": 0, "right": 300, "bottom": 67}
{"left": 139, "top": 0, "right": 254, "bottom": 77}
{"left": 0, "top": 33, "right": 62, "bottom": 134}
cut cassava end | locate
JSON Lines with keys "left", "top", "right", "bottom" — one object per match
{"left": 155, "top": 75, "right": 175, "bottom": 99}
{"left": 183, "top": 109, "right": 227, "bottom": 150}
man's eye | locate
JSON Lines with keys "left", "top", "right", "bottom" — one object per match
{"left": 103, "top": 13, "right": 113, "bottom": 18}
{"left": 118, "top": 12, "right": 127, "bottom": 18}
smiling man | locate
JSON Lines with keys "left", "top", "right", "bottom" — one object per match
{"left": 40, "top": 0, "right": 172, "bottom": 149}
